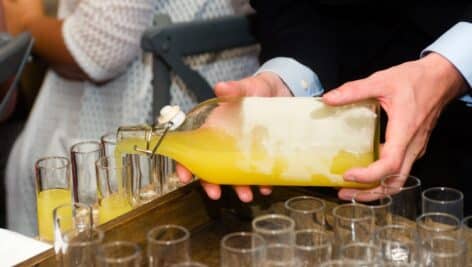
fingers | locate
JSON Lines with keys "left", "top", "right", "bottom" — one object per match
{"left": 259, "top": 186, "right": 272, "bottom": 196}
{"left": 323, "top": 78, "right": 380, "bottom": 106}
{"left": 200, "top": 180, "right": 222, "bottom": 200}
{"left": 176, "top": 164, "right": 193, "bottom": 183}
{"left": 233, "top": 186, "right": 254, "bottom": 203}
{"left": 214, "top": 81, "right": 248, "bottom": 98}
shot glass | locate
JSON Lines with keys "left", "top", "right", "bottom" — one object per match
{"left": 340, "top": 242, "right": 379, "bottom": 263}
{"left": 58, "top": 228, "right": 104, "bottom": 267}
{"left": 294, "top": 229, "right": 332, "bottom": 266}
{"left": 35, "top": 156, "right": 72, "bottom": 242}
{"left": 462, "top": 216, "right": 472, "bottom": 265}
{"left": 284, "top": 196, "right": 326, "bottom": 230}
{"left": 419, "top": 235, "right": 467, "bottom": 267}
{"left": 101, "top": 132, "right": 117, "bottom": 157}
{"left": 96, "top": 241, "right": 142, "bottom": 266}
{"left": 332, "top": 203, "right": 375, "bottom": 247}
{"left": 374, "top": 224, "right": 419, "bottom": 264}
{"left": 220, "top": 232, "right": 266, "bottom": 267}
{"left": 147, "top": 224, "right": 191, "bottom": 267}
{"left": 252, "top": 214, "right": 296, "bottom": 266}
{"left": 96, "top": 156, "right": 133, "bottom": 224}
{"left": 421, "top": 187, "right": 464, "bottom": 220}
{"left": 53, "top": 203, "right": 93, "bottom": 256}
{"left": 416, "top": 212, "right": 461, "bottom": 241}
{"left": 381, "top": 174, "right": 421, "bottom": 224}
{"left": 351, "top": 191, "right": 392, "bottom": 227}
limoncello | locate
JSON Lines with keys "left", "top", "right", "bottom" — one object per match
{"left": 37, "top": 188, "right": 71, "bottom": 242}
{"left": 98, "top": 193, "right": 133, "bottom": 224}
{"left": 116, "top": 97, "right": 380, "bottom": 188}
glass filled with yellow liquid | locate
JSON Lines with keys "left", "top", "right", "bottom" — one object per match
{"left": 96, "top": 156, "right": 133, "bottom": 224}
{"left": 116, "top": 97, "right": 380, "bottom": 188}
{"left": 35, "top": 156, "right": 72, "bottom": 242}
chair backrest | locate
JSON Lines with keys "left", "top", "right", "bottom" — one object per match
{"left": 0, "top": 32, "right": 34, "bottom": 116}
{"left": 141, "top": 14, "right": 257, "bottom": 118}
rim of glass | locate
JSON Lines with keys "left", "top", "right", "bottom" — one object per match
{"left": 340, "top": 241, "right": 379, "bottom": 257}
{"left": 462, "top": 215, "right": 472, "bottom": 228}
{"left": 147, "top": 224, "right": 190, "bottom": 245}
{"left": 294, "top": 229, "right": 331, "bottom": 251}
{"left": 421, "top": 187, "right": 464, "bottom": 204}
{"left": 416, "top": 212, "right": 461, "bottom": 232}
{"left": 170, "top": 262, "right": 208, "bottom": 267}
{"left": 221, "top": 232, "right": 266, "bottom": 254}
{"left": 374, "top": 224, "right": 417, "bottom": 243}
{"left": 284, "top": 195, "right": 326, "bottom": 214}
{"left": 421, "top": 235, "right": 467, "bottom": 257}
{"left": 101, "top": 132, "right": 117, "bottom": 143}
{"left": 35, "top": 156, "right": 70, "bottom": 170}
{"left": 252, "top": 214, "right": 295, "bottom": 235}
{"left": 381, "top": 174, "right": 421, "bottom": 191}
{"left": 71, "top": 140, "right": 103, "bottom": 154}
{"left": 53, "top": 202, "right": 92, "bottom": 219}
{"left": 351, "top": 191, "right": 392, "bottom": 209}
{"left": 96, "top": 155, "right": 131, "bottom": 170}
{"left": 320, "top": 259, "right": 370, "bottom": 266}
{"left": 63, "top": 228, "right": 104, "bottom": 247}
{"left": 97, "top": 241, "right": 142, "bottom": 263}
{"left": 332, "top": 203, "right": 375, "bottom": 222}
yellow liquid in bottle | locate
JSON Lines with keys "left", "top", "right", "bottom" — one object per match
{"left": 99, "top": 193, "right": 133, "bottom": 224}
{"left": 37, "top": 189, "right": 71, "bottom": 242}
{"left": 116, "top": 127, "right": 376, "bottom": 188}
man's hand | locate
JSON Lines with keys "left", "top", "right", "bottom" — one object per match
{"left": 3, "top": 0, "right": 44, "bottom": 35}
{"left": 322, "top": 53, "right": 468, "bottom": 200}
{"left": 178, "top": 71, "right": 292, "bottom": 202}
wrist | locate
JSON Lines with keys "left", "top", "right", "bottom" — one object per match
{"left": 421, "top": 53, "right": 468, "bottom": 101}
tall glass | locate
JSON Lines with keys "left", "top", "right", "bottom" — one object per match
{"left": 35, "top": 156, "right": 72, "bottom": 242}
{"left": 220, "top": 232, "right": 266, "bottom": 267}
{"left": 128, "top": 154, "right": 162, "bottom": 206}
{"left": 374, "top": 224, "right": 419, "bottom": 264}
{"left": 284, "top": 196, "right": 326, "bottom": 230}
{"left": 70, "top": 141, "right": 103, "bottom": 223}
{"left": 53, "top": 203, "right": 93, "bottom": 256}
{"left": 463, "top": 216, "right": 472, "bottom": 266}
{"left": 96, "top": 156, "right": 133, "bottom": 224}
{"left": 147, "top": 224, "right": 191, "bottom": 267}
{"left": 252, "top": 214, "right": 296, "bottom": 266}
{"left": 332, "top": 203, "right": 375, "bottom": 247}
{"left": 58, "top": 228, "right": 104, "bottom": 267}
{"left": 101, "top": 132, "right": 117, "bottom": 157}
{"left": 351, "top": 191, "right": 392, "bottom": 227}
{"left": 421, "top": 187, "right": 464, "bottom": 220}
{"left": 294, "top": 229, "right": 332, "bottom": 266}
{"left": 381, "top": 175, "right": 421, "bottom": 224}
{"left": 416, "top": 212, "right": 461, "bottom": 240}
{"left": 96, "top": 241, "right": 142, "bottom": 267}
{"left": 419, "top": 235, "right": 467, "bottom": 267}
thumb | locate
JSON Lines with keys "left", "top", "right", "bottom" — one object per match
{"left": 323, "top": 79, "right": 379, "bottom": 106}
{"left": 214, "top": 81, "right": 248, "bottom": 98}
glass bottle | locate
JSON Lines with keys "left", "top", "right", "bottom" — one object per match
{"left": 116, "top": 97, "right": 380, "bottom": 188}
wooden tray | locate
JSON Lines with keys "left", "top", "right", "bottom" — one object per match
{"left": 18, "top": 182, "right": 342, "bottom": 267}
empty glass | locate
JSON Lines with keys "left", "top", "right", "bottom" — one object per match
{"left": 101, "top": 132, "right": 117, "bottom": 157}
{"left": 381, "top": 174, "right": 421, "bottom": 224}
{"left": 374, "top": 224, "right": 419, "bottom": 264}
{"left": 147, "top": 224, "right": 191, "bottom": 267}
{"left": 96, "top": 241, "right": 142, "bottom": 267}
{"left": 332, "top": 203, "right": 375, "bottom": 247}
{"left": 96, "top": 156, "right": 133, "bottom": 224}
{"left": 420, "top": 235, "right": 467, "bottom": 267}
{"left": 285, "top": 196, "right": 325, "bottom": 230}
{"left": 421, "top": 187, "right": 464, "bottom": 220}
{"left": 220, "top": 232, "right": 266, "bottom": 267}
{"left": 294, "top": 229, "right": 332, "bottom": 266}
{"left": 128, "top": 153, "right": 162, "bottom": 206}
{"left": 35, "top": 156, "right": 72, "bottom": 242}
{"left": 252, "top": 214, "right": 296, "bottom": 266}
{"left": 461, "top": 216, "right": 472, "bottom": 265}
{"left": 340, "top": 242, "right": 379, "bottom": 264}
{"left": 416, "top": 212, "right": 461, "bottom": 240}
{"left": 58, "top": 228, "right": 104, "bottom": 267}
{"left": 351, "top": 191, "right": 392, "bottom": 227}
{"left": 53, "top": 203, "right": 93, "bottom": 256}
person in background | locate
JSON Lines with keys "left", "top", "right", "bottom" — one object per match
{"left": 178, "top": 0, "right": 472, "bottom": 214}
{"left": 3, "top": 0, "right": 259, "bottom": 236}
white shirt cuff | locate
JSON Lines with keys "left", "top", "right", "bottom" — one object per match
{"left": 255, "top": 57, "right": 324, "bottom": 97}
{"left": 422, "top": 22, "right": 472, "bottom": 106}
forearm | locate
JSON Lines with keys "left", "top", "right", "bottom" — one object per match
{"left": 25, "top": 15, "right": 90, "bottom": 81}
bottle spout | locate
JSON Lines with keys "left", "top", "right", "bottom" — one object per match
{"left": 157, "top": 105, "right": 186, "bottom": 130}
